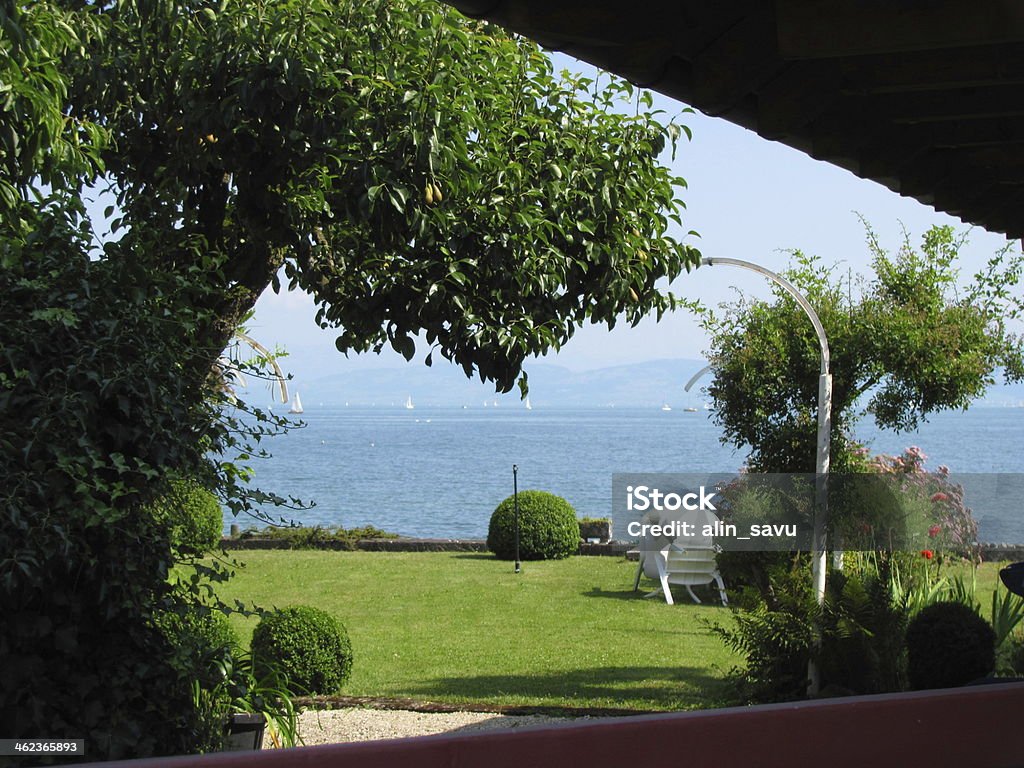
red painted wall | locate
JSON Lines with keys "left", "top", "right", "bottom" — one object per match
{"left": 83, "top": 682, "right": 1022, "bottom": 768}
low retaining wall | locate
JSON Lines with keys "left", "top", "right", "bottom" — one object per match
{"left": 221, "top": 537, "right": 1022, "bottom": 561}
{"left": 982, "top": 543, "right": 1024, "bottom": 561}
{"left": 220, "top": 537, "right": 490, "bottom": 553}
{"left": 220, "top": 537, "right": 631, "bottom": 556}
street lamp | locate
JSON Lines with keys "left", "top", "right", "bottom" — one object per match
{"left": 696, "top": 257, "right": 832, "bottom": 693}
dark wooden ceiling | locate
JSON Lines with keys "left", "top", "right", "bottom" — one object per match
{"left": 445, "top": 0, "right": 1024, "bottom": 239}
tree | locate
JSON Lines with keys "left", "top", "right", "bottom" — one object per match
{"left": 2, "top": 0, "right": 701, "bottom": 758}
{"left": 54, "top": 0, "right": 700, "bottom": 388}
{"left": 702, "top": 223, "right": 1024, "bottom": 473}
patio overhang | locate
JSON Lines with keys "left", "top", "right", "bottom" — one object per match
{"left": 444, "top": 0, "right": 1024, "bottom": 240}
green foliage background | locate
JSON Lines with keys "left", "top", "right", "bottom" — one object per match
{"left": 1, "top": 0, "right": 703, "bottom": 760}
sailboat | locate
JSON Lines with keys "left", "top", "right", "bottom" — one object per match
{"left": 405, "top": 396, "right": 414, "bottom": 410}
{"left": 661, "top": 403, "right": 672, "bottom": 412}
{"left": 288, "top": 392, "right": 304, "bottom": 414}
{"left": 525, "top": 397, "right": 532, "bottom": 410}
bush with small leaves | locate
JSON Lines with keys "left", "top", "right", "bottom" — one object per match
{"left": 487, "top": 490, "right": 580, "bottom": 561}
{"left": 151, "top": 478, "right": 224, "bottom": 556}
{"left": 906, "top": 601, "right": 995, "bottom": 690}
{"left": 251, "top": 606, "right": 353, "bottom": 695}
{"left": 158, "top": 606, "right": 238, "bottom": 660}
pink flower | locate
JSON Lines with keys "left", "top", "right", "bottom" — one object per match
{"left": 928, "top": 524, "right": 941, "bottom": 538}
{"left": 931, "top": 492, "right": 949, "bottom": 503}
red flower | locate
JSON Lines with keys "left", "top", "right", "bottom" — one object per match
{"left": 921, "top": 549, "right": 934, "bottom": 559}
{"left": 928, "top": 524, "right": 942, "bottom": 538}
{"left": 931, "top": 492, "right": 949, "bottom": 503}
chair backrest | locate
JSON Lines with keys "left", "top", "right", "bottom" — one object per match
{"left": 663, "top": 546, "right": 719, "bottom": 584}
{"left": 637, "top": 507, "right": 718, "bottom": 580}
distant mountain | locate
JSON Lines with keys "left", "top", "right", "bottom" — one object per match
{"left": 278, "top": 358, "right": 1024, "bottom": 410}
{"left": 293, "top": 358, "right": 715, "bottom": 408}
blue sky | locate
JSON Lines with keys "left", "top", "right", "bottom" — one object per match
{"left": 247, "top": 53, "right": 1019, "bottom": 380}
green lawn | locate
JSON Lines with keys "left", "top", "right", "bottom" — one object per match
{"left": 210, "top": 551, "right": 1013, "bottom": 713}
{"left": 212, "top": 551, "right": 741, "bottom": 712}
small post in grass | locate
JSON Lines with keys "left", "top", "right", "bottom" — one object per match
{"left": 513, "top": 464, "right": 521, "bottom": 574}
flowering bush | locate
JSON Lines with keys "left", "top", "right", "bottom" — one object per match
{"left": 868, "top": 447, "right": 980, "bottom": 562}
{"left": 834, "top": 446, "right": 979, "bottom": 560}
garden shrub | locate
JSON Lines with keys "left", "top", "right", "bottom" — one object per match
{"left": 241, "top": 525, "right": 398, "bottom": 549}
{"left": 817, "top": 568, "right": 908, "bottom": 695}
{"left": 713, "top": 556, "right": 912, "bottom": 702}
{"left": 158, "top": 605, "right": 239, "bottom": 662}
{"left": 998, "top": 635, "right": 1024, "bottom": 677}
{"left": 151, "top": 478, "right": 224, "bottom": 556}
{"left": 487, "top": 490, "right": 580, "bottom": 561}
{"left": 711, "top": 563, "right": 818, "bottom": 702}
{"left": 906, "top": 601, "right": 995, "bottom": 689}
{"left": 251, "top": 606, "right": 353, "bottom": 695}
{"left": 155, "top": 604, "right": 241, "bottom": 753}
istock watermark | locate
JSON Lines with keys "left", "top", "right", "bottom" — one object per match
{"left": 612, "top": 472, "right": 1024, "bottom": 553}
{"left": 625, "top": 484, "right": 718, "bottom": 512}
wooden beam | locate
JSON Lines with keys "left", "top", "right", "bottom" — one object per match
{"left": 894, "top": 145, "right": 1024, "bottom": 205}
{"left": 815, "top": 115, "right": 1024, "bottom": 179}
{"left": 690, "top": 3, "right": 783, "bottom": 115}
{"left": 960, "top": 186, "right": 1024, "bottom": 236}
{"left": 807, "top": 107, "right": 887, "bottom": 162}
{"left": 866, "top": 85, "right": 1024, "bottom": 124}
{"left": 776, "top": 0, "right": 1024, "bottom": 59}
{"left": 755, "top": 60, "right": 843, "bottom": 138}
{"left": 838, "top": 43, "right": 1024, "bottom": 95}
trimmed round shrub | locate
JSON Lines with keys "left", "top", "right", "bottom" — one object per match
{"left": 251, "top": 606, "right": 353, "bottom": 695}
{"left": 906, "top": 601, "right": 995, "bottom": 690}
{"left": 158, "top": 606, "right": 237, "bottom": 653}
{"left": 487, "top": 490, "right": 580, "bottom": 561}
{"left": 151, "top": 478, "right": 223, "bottom": 555}
{"left": 178, "top": 608, "right": 238, "bottom": 655}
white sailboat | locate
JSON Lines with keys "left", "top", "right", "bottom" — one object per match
{"left": 405, "top": 396, "right": 414, "bottom": 410}
{"left": 288, "top": 392, "right": 304, "bottom": 414}
{"left": 661, "top": 403, "right": 672, "bottom": 412}
{"left": 525, "top": 396, "right": 532, "bottom": 410}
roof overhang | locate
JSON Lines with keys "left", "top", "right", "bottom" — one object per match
{"left": 446, "top": 0, "right": 1024, "bottom": 239}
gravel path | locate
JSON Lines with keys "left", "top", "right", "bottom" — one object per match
{"left": 265, "top": 708, "right": 586, "bottom": 748}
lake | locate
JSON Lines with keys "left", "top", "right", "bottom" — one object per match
{"left": 227, "top": 405, "right": 1024, "bottom": 543}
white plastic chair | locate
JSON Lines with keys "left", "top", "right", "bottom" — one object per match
{"left": 633, "top": 530, "right": 728, "bottom": 606}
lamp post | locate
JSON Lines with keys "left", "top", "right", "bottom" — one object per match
{"left": 513, "top": 464, "right": 521, "bottom": 574}
{"left": 697, "top": 257, "right": 832, "bottom": 694}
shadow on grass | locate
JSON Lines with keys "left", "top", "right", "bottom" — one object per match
{"left": 450, "top": 553, "right": 499, "bottom": 561}
{"left": 401, "top": 665, "right": 732, "bottom": 711}
{"left": 584, "top": 585, "right": 732, "bottom": 607}
{"left": 583, "top": 586, "right": 646, "bottom": 601}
